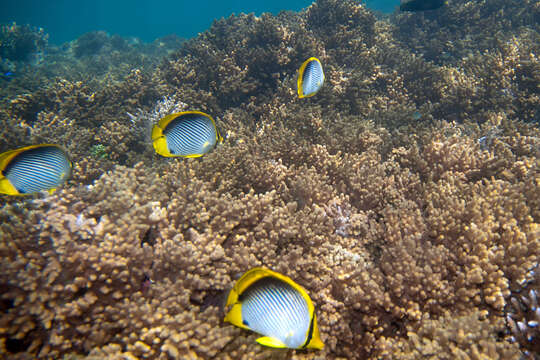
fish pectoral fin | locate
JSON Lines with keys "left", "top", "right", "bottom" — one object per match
{"left": 256, "top": 336, "right": 287, "bottom": 348}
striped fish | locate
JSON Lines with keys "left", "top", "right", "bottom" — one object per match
{"left": 224, "top": 267, "right": 324, "bottom": 350}
{"left": 151, "top": 111, "right": 223, "bottom": 158}
{"left": 0, "top": 144, "right": 72, "bottom": 196}
{"left": 297, "top": 57, "right": 325, "bottom": 98}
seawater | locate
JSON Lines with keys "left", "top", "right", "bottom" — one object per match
{"left": 0, "top": 0, "right": 396, "bottom": 44}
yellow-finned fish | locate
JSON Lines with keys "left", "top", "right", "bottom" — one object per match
{"left": 151, "top": 111, "right": 223, "bottom": 158}
{"left": 0, "top": 144, "right": 72, "bottom": 196}
{"left": 297, "top": 57, "right": 324, "bottom": 98}
{"left": 224, "top": 267, "right": 324, "bottom": 350}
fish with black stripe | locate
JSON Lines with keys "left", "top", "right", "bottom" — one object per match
{"left": 0, "top": 144, "right": 72, "bottom": 196}
{"left": 224, "top": 267, "right": 324, "bottom": 350}
{"left": 297, "top": 57, "right": 325, "bottom": 99}
{"left": 151, "top": 111, "right": 223, "bottom": 158}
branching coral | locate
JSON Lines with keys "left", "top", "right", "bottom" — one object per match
{"left": 158, "top": 11, "right": 325, "bottom": 111}
{"left": 375, "top": 310, "right": 521, "bottom": 359}
{"left": 392, "top": 0, "right": 540, "bottom": 65}
{"left": 506, "top": 265, "right": 540, "bottom": 359}
{"left": 0, "top": 22, "right": 48, "bottom": 62}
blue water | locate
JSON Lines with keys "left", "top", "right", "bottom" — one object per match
{"left": 1, "top": 0, "right": 398, "bottom": 44}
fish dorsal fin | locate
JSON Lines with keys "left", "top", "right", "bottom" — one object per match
{"left": 227, "top": 267, "right": 315, "bottom": 317}
{"left": 157, "top": 113, "right": 181, "bottom": 131}
{"left": 0, "top": 144, "right": 43, "bottom": 172}
{"left": 256, "top": 336, "right": 287, "bottom": 348}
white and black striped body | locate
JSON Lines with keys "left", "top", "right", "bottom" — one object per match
{"left": 4, "top": 146, "right": 71, "bottom": 194}
{"left": 301, "top": 59, "right": 324, "bottom": 97}
{"left": 240, "top": 277, "right": 311, "bottom": 349}
{"left": 164, "top": 113, "right": 217, "bottom": 156}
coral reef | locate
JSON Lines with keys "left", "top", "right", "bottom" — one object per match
{"left": 392, "top": 0, "right": 540, "bottom": 64}
{"left": 0, "top": 0, "right": 539, "bottom": 359}
{"left": 376, "top": 310, "right": 521, "bottom": 359}
{"left": 0, "top": 22, "right": 48, "bottom": 62}
{"left": 506, "top": 264, "right": 540, "bottom": 358}
{"left": 72, "top": 31, "right": 111, "bottom": 58}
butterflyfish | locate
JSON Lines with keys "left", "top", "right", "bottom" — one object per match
{"left": 297, "top": 57, "right": 325, "bottom": 98}
{"left": 224, "top": 267, "right": 324, "bottom": 350}
{"left": 400, "top": 0, "right": 446, "bottom": 11}
{"left": 151, "top": 111, "right": 223, "bottom": 158}
{"left": 0, "top": 144, "right": 72, "bottom": 196}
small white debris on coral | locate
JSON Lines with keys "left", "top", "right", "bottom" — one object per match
{"left": 127, "top": 96, "right": 188, "bottom": 141}
{"left": 323, "top": 197, "right": 353, "bottom": 237}
{"left": 148, "top": 202, "right": 166, "bottom": 223}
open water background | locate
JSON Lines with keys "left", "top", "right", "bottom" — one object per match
{"left": 1, "top": 0, "right": 397, "bottom": 44}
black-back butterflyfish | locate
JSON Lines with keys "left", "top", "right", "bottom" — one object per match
{"left": 224, "top": 267, "right": 324, "bottom": 350}
{"left": 297, "top": 57, "right": 324, "bottom": 99}
{"left": 151, "top": 111, "right": 223, "bottom": 158}
{"left": 0, "top": 144, "right": 72, "bottom": 196}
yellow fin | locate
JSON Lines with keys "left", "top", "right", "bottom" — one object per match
{"left": 0, "top": 144, "right": 56, "bottom": 171}
{"left": 308, "top": 335, "right": 324, "bottom": 350}
{"left": 233, "top": 268, "right": 296, "bottom": 296}
{"left": 256, "top": 336, "right": 287, "bottom": 348}
{"left": 157, "top": 111, "right": 219, "bottom": 134}
{"left": 152, "top": 132, "right": 171, "bottom": 157}
{"left": 0, "top": 177, "right": 19, "bottom": 196}
{"left": 229, "top": 267, "right": 315, "bottom": 317}
{"left": 183, "top": 152, "right": 204, "bottom": 159}
{"left": 151, "top": 123, "right": 163, "bottom": 141}
{"left": 224, "top": 303, "right": 251, "bottom": 330}
{"left": 156, "top": 113, "right": 182, "bottom": 131}
{"left": 306, "top": 314, "right": 324, "bottom": 350}
{"left": 225, "top": 285, "right": 239, "bottom": 307}
{"left": 297, "top": 57, "right": 321, "bottom": 98}
{"left": 229, "top": 268, "right": 273, "bottom": 300}
{"left": 216, "top": 128, "right": 224, "bottom": 143}
{"left": 0, "top": 149, "right": 17, "bottom": 172}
